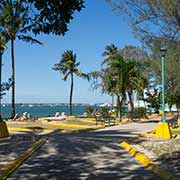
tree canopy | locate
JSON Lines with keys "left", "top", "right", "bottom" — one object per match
{"left": 106, "top": 0, "right": 180, "bottom": 41}
{"left": 27, "top": 0, "right": 85, "bottom": 35}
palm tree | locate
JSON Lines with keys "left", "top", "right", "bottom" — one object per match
{"left": 107, "top": 55, "right": 148, "bottom": 120}
{"left": 102, "top": 44, "right": 119, "bottom": 109}
{"left": 102, "top": 44, "right": 119, "bottom": 66}
{"left": 53, "top": 50, "right": 89, "bottom": 115}
{"left": 0, "top": 0, "right": 43, "bottom": 117}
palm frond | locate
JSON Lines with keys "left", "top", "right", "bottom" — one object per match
{"left": 17, "top": 35, "right": 44, "bottom": 45}
{"left": 74, "top": 69, "right": 89, "bottom": 80}
{"left": 62, "top": 72, "right": 71, "bottom": 81}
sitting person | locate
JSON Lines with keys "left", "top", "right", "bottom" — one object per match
{"left": 55, "top": 112, "right": 60, "bottom": 117}
{"left": 13, "top": 113, "right": 20, "bottom": 121}
{"left": 21, "top": 112, "right": 28, "bottom": 121}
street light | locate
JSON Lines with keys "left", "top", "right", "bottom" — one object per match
{"left": 156, "top": 45, "right": 171, "bottom": 139}
{"left": 160, "top": 46, "right": 167, "bottom": 123}
{"left": 0, "top": 46, "right": 4, "bottom": 121}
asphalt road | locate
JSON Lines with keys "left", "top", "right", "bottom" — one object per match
{"left": 9, "top": 121, "right": 160, "bottom": 180}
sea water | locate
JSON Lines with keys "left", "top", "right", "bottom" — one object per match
{"left": 1, "top": 104, "right": 88, "bottom": 118}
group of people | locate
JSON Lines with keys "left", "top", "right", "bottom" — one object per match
{"left": 13, "top": 112, "right": 31, "bottom": 121}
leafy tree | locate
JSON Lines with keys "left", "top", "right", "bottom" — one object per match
{"left": 106, "top": 0, "right": 180, "bottom": 41}
{"left": 145, "top": 89, "right": 161, "bottom": 113}
{"left": 90, "top": 45, "right": 149, "bottom": 120}
{"left": 119, "top": 45, "right": 149, "bottom": 62}
{"left": 27, "top": 0, "right": 85, "bottom": 35}
{"left": 53, "top": 50, "right": 89, "bottom": 115}
{"left": 150, "top": 41, "right": 180, "bottom": 93}
{"left": 119, "top": 46, "right": 149, "bottom": 114}
{"left": 1, "top": 78, "right": 12, "bottom": 99}
{"left": 0, "top": 0, "right": 43, "bottom": 117}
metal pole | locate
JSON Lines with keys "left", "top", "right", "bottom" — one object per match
{"left": 161, "top": 54, "right": 166, "bottom": 123}
{"left": 0, "top": 51, "right": 2, "bottom": 121}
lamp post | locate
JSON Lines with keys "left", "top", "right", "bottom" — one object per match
{"left": 156, "top": 45, "right": 171, "bottom": 139}
{"left": 0, "top": 46, "right": 4, "bottom": 121}
{"left": 160, "top": 46, "right": 167, "bottom": 123}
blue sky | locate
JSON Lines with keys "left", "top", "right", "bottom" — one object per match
{"left": 2, "top": 0, "right": 140, "bottom": 104}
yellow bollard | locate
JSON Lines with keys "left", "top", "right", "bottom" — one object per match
{"left": 156, "top": 122, "right": 172, "bottom": 139}
{"left": 0, "top": 121, "right": 9, "bottom": 138}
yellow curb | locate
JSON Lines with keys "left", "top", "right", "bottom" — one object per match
{"left": 46, "top": 122, "right": 92, "bottom": 129}
{"left": 120, "top": 141, "right": 178, "bottom": 180}
{"left": 0, "top": 137, "right": 48, "bottom": 180}
{"left": 8, "top": 127, "right": 53, "bottom": 133}
{"left": 65, "top": 118, "right": 96, "bottom": 124}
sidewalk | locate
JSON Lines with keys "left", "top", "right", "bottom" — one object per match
{"left": 9, "top": 121, "right": 159, "bottom": 180}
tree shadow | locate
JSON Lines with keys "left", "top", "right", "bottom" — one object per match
{"left": 8, "top": 126, "right": 159, "bottom": 180}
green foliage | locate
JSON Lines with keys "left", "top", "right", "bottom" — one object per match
{"left": 166, "top": 92, "right": 180, "bottom": 112}
{"left": 130, "top": 107, "right": 147, "bottom": 120}
{"left": 53, "top": 50, "right": 89, "bottom": 115}
{"left": 145, "top": 89, "right": 161, "bottom": 113}
{"left": 53, "top": 50, "right": 89, "bottom": 81}
{"left": 85, "top": 105, "right": 94, "bottom": 116}
{"left": 1, "top": 78, "right": 12, "bottom": 99}
{"left": 0, "top": 1, "right": 42, "bottom": 44}
{"left": 100, "top": 107, "right": 110, "bottom": 116}
{"left": 27, "top": 0, "right": 84, "bottom": 35}
{"left": 90, "top": 44, "right": 149, "bottom": 120}
{"left": 106, "top": 0, "right": 180, "bottom": 41}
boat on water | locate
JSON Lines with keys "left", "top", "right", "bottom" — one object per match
{"left": 28, "top": 104, "right": 34, "bottom": 107}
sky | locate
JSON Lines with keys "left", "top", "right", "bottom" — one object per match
{"left": 2, "top": 0, "right": 140, "bottom": 104}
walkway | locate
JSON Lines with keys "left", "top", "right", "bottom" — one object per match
{"left": 9, "top": 121, "right": 160, "bottom": 180}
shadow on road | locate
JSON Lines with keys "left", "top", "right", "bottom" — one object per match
{"left": 8, "top": 123, "right": 159, "bottom": 180}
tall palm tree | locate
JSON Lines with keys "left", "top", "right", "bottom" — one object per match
{"left": 0, "top": 0, "right": 43, "bottom": 117}
{"left": 102, "top": 44, "right": 119, "bottom": 109}
{"left": 107, "top": 55, "right": 148, "bottom": 120}
{"left": 53, "top": 50, "right": 89, "bottom": 115}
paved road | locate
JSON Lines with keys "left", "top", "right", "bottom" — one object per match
{"left": 9, "top": 121, "right": 160, "bottom": 180}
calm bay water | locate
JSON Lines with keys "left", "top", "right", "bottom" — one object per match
{"left": 1, "top": 105, "right": 88, "bottom": 118}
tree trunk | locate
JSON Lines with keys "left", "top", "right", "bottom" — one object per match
{"left": 116, "top": 95, "right": 122, "bottom": 121}
{"left": 128, "top": 90, "right": 134, "bottom": 120}
{"left": 111, "top": 94, "right": 114, "bottom": 110}
{"left": 11, "top": 39, "right": 15, "bottom": 118}
{"left": 128, "top": 90, "right": 134, "bottom": 113}
{"left": 69, "top": 73, "right": 73, "bottom": 115}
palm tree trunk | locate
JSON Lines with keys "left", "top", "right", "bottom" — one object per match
{"left": 117, "top": 95, "right": 122, "bottom": 121}
{"left": 128, "top": 91, "right": 134, "bottom": 113}
{"left": 69, "top": 72, "right": 73, "bottom": 115}
{"left": 111, "top": 94, "right": 114, "bottom": 110}
{"left": 11, "top": 39, "right": 15, "bottom": 118}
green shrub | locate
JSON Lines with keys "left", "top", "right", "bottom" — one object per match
{"left": 85, "top": 105, "right": 94, "bottom": 116}
{"left": 131, "top": 107, "right": 147, "bottom": 120}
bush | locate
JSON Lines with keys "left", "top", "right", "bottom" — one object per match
{"left": 130, "top": 107, "right": 147, "bottom": 120}
{"left": 85, "top": 105, "right": 94, "bottom": 116}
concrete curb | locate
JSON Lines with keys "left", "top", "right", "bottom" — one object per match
{"left": 0, "top": 137, "right": 48, "bottom": 180}
{"left": 120, "top": 140, "right": 178, "bottom": 180}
